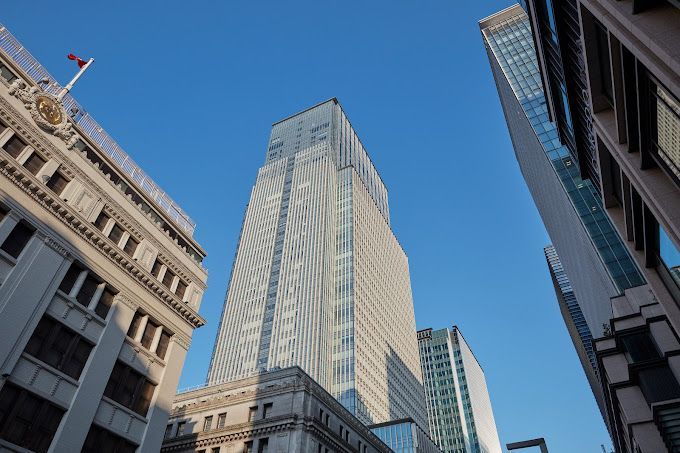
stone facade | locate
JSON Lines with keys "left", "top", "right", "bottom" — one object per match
{"left": 161, "top": 367, "right": 391, "bottom": 453}
{"left": 0, "top": 24, "right": 207, "bottom": 452}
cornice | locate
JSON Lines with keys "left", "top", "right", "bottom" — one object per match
{"left": 0, "top": 84, "right": 206, "bottom": 287}
{"left": 0, "top": 151, "right": 205, "bottom": 329}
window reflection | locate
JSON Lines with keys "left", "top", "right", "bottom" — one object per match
{"left": 659, "top": 224, "right": 680, "bottom": 290}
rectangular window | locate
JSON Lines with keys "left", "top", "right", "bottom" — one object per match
{"left": 123, "top": 236, "right": 139, "bottom": 257}
{"left": 248, "top": 406, "right": 258, "bottom": 422}
{"left": 103, "top": 361, "right": 156, "bottom": 417}
{"left": 621, "top": 332, "right": 660, "bottom": 362}
{"left": 175, "top": 280, "right": 188, "bottom": 299}
{"left": 108, "top": 223, "right": 125, "bottom": 245}
{"left": 0, "top": 382, "right": 65, "bottom": 453}
{"left": 2, "top": 135, "right": 27, "bottom": 158}
{"left": 164, "top": 424, "right": 173, "bottom": 439}
{"left": 1, "top": 220, "right": 35, "bottom": 259}
{"left": 262, "top": 403, "right": 273, "bottom": 419}
{"left": 257, "top": 438, "right": 268, "bottom": 453}
{"left": 58, "top": 263, "right": 82, "bottom": 295}
{"left": 176, "top": 421, "right": 186, "bottom": 436}
{"left": 22, "top": 152, "right": 46, "bottom": 175}
{"left": 203, "top": 415, "right": 213, "bottom": 431}
{"left": 151, "top": 259, "right": 163, "bottom": 277}
{"left": 638, "top": 365, "right": 680, "bottom": 403}
{"left": 155, "top": 329, "right": 172, "bottom": 360}
{"left": 162, "top": 268, "right": 176, "bottom": 289}
{"left": 141, "top": 321, "right": 158, "bottom": 349}
{"left": 594, "top": 20, "right": 613, "bottom": 104}
{"left": 46, "top": 172, "right": 69, "bottom": 195}
{"left": 217, "top": 412, "right": 227, "bottom": 429}
{"left": 24, "top": 316, "right": 93, "bottom": 379}
{"left": 0, "top": 64, "right": 16, "bottom": 82}
{"left": 0, "top": 205, "right": 7, "bottom": 223}
{"left": 76, "top": 273, "right": 100, "bottom": 307}
{"left": 95, "top": 286, "right": 116, "bottom": 319}
{"left": 244, "top": 441, "right": 253, "bottom": 453}
{"left": 94, "top": 211, "right": 110, "bottom": 231}
{"left": 127, "top": 311, "right": 143, "bottom": 339}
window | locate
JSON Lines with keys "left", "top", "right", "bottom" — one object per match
{"left": 638, "top": 365, "right": 680, "bottom": 403}
{"left": 58, "top": 262, "right": 82, "bottom": 295}
{"left": 262, "top": 402, "right": 273, "bottom": 419}
{"left": 0, "top": 205, "right": 6, "bottom": 223}
{"left": 203, "top": 415, "right": 213, "bottom": 431}
{"left": 217, "top": 412, "right": 227, "bottom": 429}
{"left": 22, "top": 152, "right": 46, "bottom": 175}
{"left": 594, "top": 20, "right": 613, "bottom": 104}
{"left": 162, "top": 268, "right": 176, "bottom": 289}
{"left": 0, "top": 382, "right": 65, "bottom": 453}
{"left": 0, "top": 64, "right": 16, "bottom": 82}
{"left": 24, "top": 316, "right": 93, "bottom": 379}
{"left": 176, "top": 421, "right": 186, "bottom": 436}
{"left": 2, "top": 135, "right": 27, "bottom": 158}
{"left": 155, "top": 329, "right": 172, "bottom": 360}
{"left": 103, "top": 361, "right": 156, "bottom": 416}
{"left": 141, "top": 321, "right": 158, "bottom": 349}
{"left": 127, "top": 312, "right": 143, "bottom": 339}
{"left": 123, "top": 236, "right": 139, "bottom": 257}
{"left": 82, "top": 424, "right": 137, "bottom": 453}
{"left": 94, "top": 211, "right": 110, "bottom": 231}
{"left": 46, "top": 172, "right": 69, "bottom": 195}
{"left": 212, "top": 448, "right": 221, "bottom": 453}
{"left": 257, "top": 438, "right": 268, "bottom": 453}
{"left": 76, "top": 273, "right": 100, "bottom": 307}
{"left": 175, "top": 280, "right": 188, "bottom": 299}
{"left": 151, "top": 259, "right": 163, "bottom": 278}
{"left": 95, "top": 286, "right": 115, "bottom": 319}
{"left": 248, "top": 406, "right": 258, "bottom": 422}
{"left": 658, "top": 224, "right": 680, "bottom": 291}
{"left": 108, "top": 223, "right": 125, "bottom": 245}
{"left": 244, "top": 441, "right": 253, "bottom": 453}
{"left": 621, "top": 332, "right": 660, "bottom": 363}
{"left": 164, "top": 424, "right": 173, "bottom": 439}
{"left": 1, "top": 220, "right": 35, "bottom": 259}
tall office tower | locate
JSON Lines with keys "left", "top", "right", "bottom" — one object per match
{"left": 501, "top": 1, "right": 680, "bottom": 451}
{"left": 0, "top": 24, "right": 207, "bottom": 453}
{"left": 417, "top": 327, "right": 502, "bottom": 453}
{"left": 207, "top": 98, "right": 428, "bottom": 429}
{"left": 543, "top": 245, "right": 603, "bottom": 415}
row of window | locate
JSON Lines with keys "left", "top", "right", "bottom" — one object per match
{"left": 1, "top": 120, "right": 196, "bottom": 305}
{"left": 167, "top": 402, "right": 273, "bottom": 440}
{"left": 127, "top": 311, "right": 173, "bottom": 360}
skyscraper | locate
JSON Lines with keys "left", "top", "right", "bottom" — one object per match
{"left": 483, "top": 2, "right": 680, "bottom": 451}
{"left": 417, "top": 327, "right": 502, "bottom": 453}
{"left": 543, "top": 245, "right": 603, "bottom": 415}
{"left": 207, "top": 98, "right": 428, "bottom": 428}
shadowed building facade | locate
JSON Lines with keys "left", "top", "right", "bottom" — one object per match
{"left": 206, "top": 99, "right": 428, "bottom": 429}
{"left": 0, "top": 24, "right": 207, "bottom": 453}
{"left": 417, "top": 327, "right": 502, "bottom": 453}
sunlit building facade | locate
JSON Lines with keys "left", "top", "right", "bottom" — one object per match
{"left": 0, "top": 24, "right": 207, "bottom": 453}
{"left": 206, "top": 99, "right": 428, "bottom": 429}
{"left": 417, "top": 327, "right": 502, "bottom": 453}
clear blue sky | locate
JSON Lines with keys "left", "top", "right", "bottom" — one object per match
{"left": 4, "top": 1, "right": 611, "bottom": 451}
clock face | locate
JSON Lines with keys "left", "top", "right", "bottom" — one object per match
{"left": 35, "top": 96, "right": 63, "bottom": 126}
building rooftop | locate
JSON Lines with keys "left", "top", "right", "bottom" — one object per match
{"left": 0, "top": 23, "right": 197, "bottom": 237}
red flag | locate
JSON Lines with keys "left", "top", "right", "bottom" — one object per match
{"left": 67, "top": 53, "right": 88, "bottom": 69}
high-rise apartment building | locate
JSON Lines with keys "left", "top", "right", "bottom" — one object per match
{"left": 206, "top": 98, "right": 428, "bottom": 429}
{"left": 417, "top": 327, "right": 502, "bottom": 453}
{"left": 0, "top": 24, "right": 207, "bottom": 453}
{"left": 543, "top": 245, "right": 603, "bottom": 415}
{"left": 484, "top": 2, "right": 680, "bottom": 451}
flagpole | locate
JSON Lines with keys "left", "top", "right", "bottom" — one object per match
{"left": 57, "top": 58, "right": 94, "bottom": 101}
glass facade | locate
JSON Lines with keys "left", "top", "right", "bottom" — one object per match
{"left": 482, "top": 11, "right": 645, "bottom": 292}
{"left": 418, "top": 328, "right": 502, "bottom": 453}
{"left": 371, "top": 420, "right": 443, "bottom": 453}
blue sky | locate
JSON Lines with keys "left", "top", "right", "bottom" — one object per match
{"left": 4, "top": 1, "right": 611, "bottom": 451}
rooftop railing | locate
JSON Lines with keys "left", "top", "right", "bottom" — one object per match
{"left": 0, "top": 24, "right": 196, "bottom": 236}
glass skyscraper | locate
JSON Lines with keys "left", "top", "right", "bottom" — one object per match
{"left": 417, "top": 327, "right": 502, "bottom": 453}
{"left": 544, "top": 245, "right": 604, "bottom": 416}
{"left": 480, "top": 6, "right": 645, "bottom": 339}
{"left": 207, "top": 99, "right": 428, "bottom": 429}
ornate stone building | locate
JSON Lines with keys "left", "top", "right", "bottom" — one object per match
{"left": 0, "top": 23, "right": 207, "bottom": 452}
{"left": 161, "top": 367, "right": 391, "bottom": 453}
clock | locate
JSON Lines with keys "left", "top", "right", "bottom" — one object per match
{"left": 35, "top": 95, "right": 63, "bottom": 126}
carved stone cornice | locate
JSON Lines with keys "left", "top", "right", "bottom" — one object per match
{"left": 0, "top": 88, "right": 206, "bottom": 287}
{"left": 170, "top": 334, "right": 191, "bottom": 351}
{"left": 0, "top": 152, "right": 205, "bottom": 329}
{"left": 114, "top": 293, "right": 139, "bottom": 311}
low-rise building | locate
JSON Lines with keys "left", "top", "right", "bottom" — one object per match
{"left": 161, "top": 366, "right": 391, "bottom": 453}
